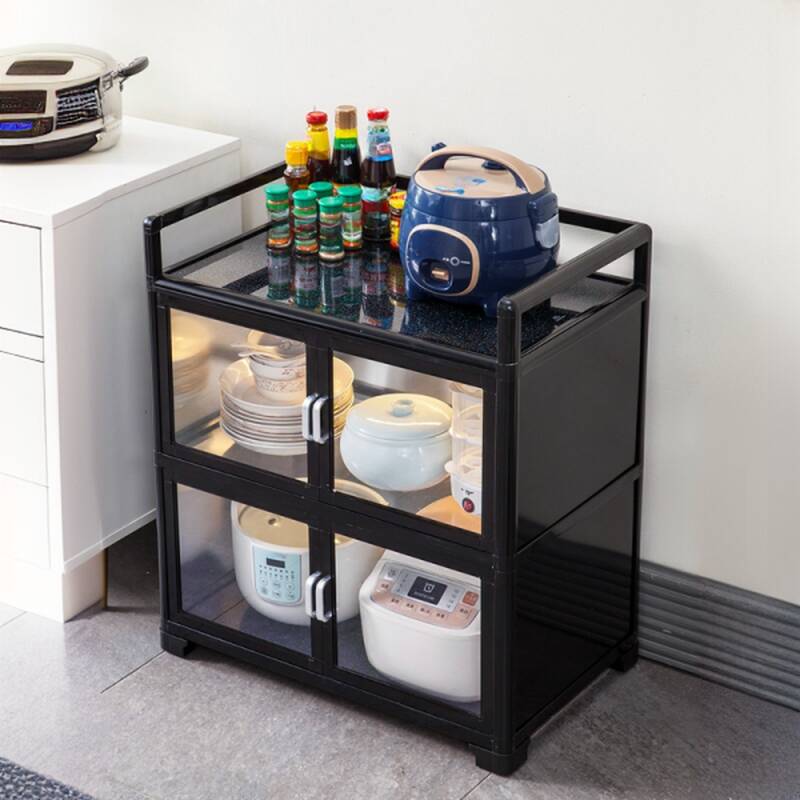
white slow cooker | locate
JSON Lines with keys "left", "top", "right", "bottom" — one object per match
{"left": 0, "top": 44, "right": 148, "bottom": 161}
{"left": 231, "top": 482, "right": 386, "bottom": 626}
{"left": 359, "top": 551, "right": 481, "bottom": 702}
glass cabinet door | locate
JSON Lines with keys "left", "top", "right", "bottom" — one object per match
{"left": 330, "top": 352, "right": 485, "bottom": 537}
{"left": 329, "top": 527, "right": 484, "bottom": 718}
{"left": 175, "top": 482, "right": 320, "bottom": 659}
{"left": 169, "top": 309, "right": 309, "bottom": 484}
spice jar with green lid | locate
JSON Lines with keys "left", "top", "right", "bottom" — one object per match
{"left": 265, "top": 183, "right": 291, "bottom": 248}
{"left": 309, "top": 181, "right": 334, "bottom": 200}
{"left": 339, "top": 184, "right": 362, "bottom": 250}
{"left": 319, "top": 195, "right": 345, "bottom": 261}
{"left": 293, "top": 189, "right": 318, "bottom": 255}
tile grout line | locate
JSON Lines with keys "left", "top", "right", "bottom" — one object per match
{"left": 459, "top": 772, "right": 492, "bottom": 799}
{"left": 0, "top": 611, "right": 25, "bottom": 630}
{"left": 99, "top": 650, "right": 165, "bottom": 695}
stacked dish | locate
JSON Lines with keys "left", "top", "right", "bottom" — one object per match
{"left": 244, "top": 331, "right": 307, "bottom": 403}
{"left": 219, "top": 357, "right": 353, "bottom": 455}
{"left": 171, "top": 313, "right": 210, "bottom": 408}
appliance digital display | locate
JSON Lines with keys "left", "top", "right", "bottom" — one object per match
{"left": 266, "top": 557, "right": 285, "bottom": 568}
{"left": 0, "top": 121, "right": 34, "bottom": 131}
{"left": 408, "top": 576, "right": 447, "bottom": 605}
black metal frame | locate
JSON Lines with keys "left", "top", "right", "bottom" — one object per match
{"left": 145, "top": 164, "right": 652, "bottom": 775}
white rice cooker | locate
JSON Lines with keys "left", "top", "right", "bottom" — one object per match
{"left": 0, "top": 44, "right": 148, "bottom": 161}
{"left": 359, "top": 551, "right": 481, "bottom": 702}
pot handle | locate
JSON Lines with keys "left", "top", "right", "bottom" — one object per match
{"left": 414, "top": 145, "right": 546, "bottom": 194}
{"left": 116, "top": 56, "right": 149, "bottom": 88}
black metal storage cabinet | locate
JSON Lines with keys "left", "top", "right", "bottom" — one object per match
{"left": 145, "top": 164, "right": 651, "bottom": 775}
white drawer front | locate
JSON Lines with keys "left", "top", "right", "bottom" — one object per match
{"left": 0, "top": 352, "right": 46, "bottom": 485}
{"left": 0, "top": 473, "right": 48, "bottom": 569}
{"left": 0, "top": 221, "right": 42, "bottom": 336}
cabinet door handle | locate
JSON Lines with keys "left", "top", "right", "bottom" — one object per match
{"left": 311, "top": 396, "right": 329, "bottom": 445}
{"left": 304, "top": 571, "right": 321, "bottom": 619}
{"left": 301, "top": 394, "right": 318, "bottom": 442}
{"left": 314, "top": 574, "right": 332, "bottom": 622}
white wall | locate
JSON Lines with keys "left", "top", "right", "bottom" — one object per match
{"left": 7, "top": 0, "right": 799, "bottom": 605}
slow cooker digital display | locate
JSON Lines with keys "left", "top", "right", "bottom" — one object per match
{"left": 0, "top": 121, "right": 34, "bottom": 131}
{"left": 408, "top": 577, "right": 447, "bottom": 605}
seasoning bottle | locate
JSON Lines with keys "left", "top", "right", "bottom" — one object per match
{"left": 292, "top": 189, "right": 318, "bottom": 256}
{"left": 306, "top": 110, "right": 332, "bottom": 183}
{"left": 284, "top": 140, "right": 310, "bottom": 198}
{"left": 388, "top": 190, "right": 406, "bottom": 250}
{"left": 318, "top": 195, "right": 345, "bottom": 262}
{"left": 265, "top": 184, "right": 292, "bottom": 249}
{"left": 266, "top": 247, "right": 292, "bottom": 301}
{"left": 360, "top": 108, "right": 396, "bottom": 241}
{"left": 339, "top": 184, "right": 363, "bottom": 250}
{"left": 309, "top": 181, "right": 334, "bottom": 200}
{"left": 331, "top": 105, "right": 361, "bottom": 192}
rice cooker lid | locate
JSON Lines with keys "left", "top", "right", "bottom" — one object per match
{"left": 415, "top": 156, "right": 543, "bottom": 199}
{"left": 238, "top": 506, "right": 309, "bottom": 547}
{"left": 347, "top": 393, "right": 452, "bottom": 442}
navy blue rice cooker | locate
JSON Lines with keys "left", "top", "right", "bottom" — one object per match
{"left": 399, "top": 146, "right": 560, "bottom": 316}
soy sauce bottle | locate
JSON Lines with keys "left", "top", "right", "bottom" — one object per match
{"left": 306, "top": 110, "right": 332, "bottom": 183}
{"left": 331, "top": 105, "right": 361, "bottom": 191}
{"left": 360, "top": 108, "right": 396, "bottom": 241}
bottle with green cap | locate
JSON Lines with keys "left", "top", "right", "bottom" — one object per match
{"left": 339, "top": 184, "right": 363, "bottom": 250}
{"left": 309, "top": 181, "right": 334, "bottom": 200}
{"left": 293, "top": 189, "right": 319, "bottom": 255}
{"left": 265, "top": 183, "right": 291, "bottom": 248}
{"left": 319, "top": 195, "right": 345, "bottom": 261}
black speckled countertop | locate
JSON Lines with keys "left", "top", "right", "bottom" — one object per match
{"left": 167, "top": 232, "right": 629, "bottom": 358}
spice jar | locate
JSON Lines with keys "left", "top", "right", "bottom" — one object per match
{"left": 339, "top": 184, "right": 363, "bottom": 250}
{"left": 266, "top": 247, "right": 291, "bottom": 300}
{"left": 265, "top": 184, "right": 291, "bottom": 249}
{"left": 309, "top": 181, "right": 334, "bottom": 200}
{"left": 389, "top": 190, "right": 406, "bottom": 250}
{"left": 284, "top": 140, "right": 310, "bottom": 198}
{"left": 319, "top": 195, "right": 344, "bottom": 262}
{"left": 293, "top": 189, "right": 318, "bottom": 255}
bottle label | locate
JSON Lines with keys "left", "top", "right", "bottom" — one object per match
{"left": 367, "top": 123, "right": 392, "bottom": 161}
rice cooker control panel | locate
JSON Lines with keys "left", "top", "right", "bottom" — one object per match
{"left": 370, "top": 562, "right": 480, "bottom": 630}
{"left": 252, "top": 545, "right": 301, "bottom": 605}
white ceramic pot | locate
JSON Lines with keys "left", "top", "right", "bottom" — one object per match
{"left": 231, "top": 481, "right": 385, "bottom": 625}
{"left": 340, "top": 394, "right": 452, "bottom": 492}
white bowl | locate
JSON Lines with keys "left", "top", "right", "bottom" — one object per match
{"left": 252, "top": 374, "right": 307, "bottom": 403}
{"left": 249, "top": 355, "right": 307, "bottom": 383}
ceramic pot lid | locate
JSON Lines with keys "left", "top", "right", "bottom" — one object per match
{"left": 346, "top": 393, "right": 452, "bottom": 442}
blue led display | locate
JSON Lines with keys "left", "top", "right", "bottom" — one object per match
{"left": 0, "top": 121, "right": 34, "bottom": 131}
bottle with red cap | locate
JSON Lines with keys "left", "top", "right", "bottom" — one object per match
{"left": 306, "top": 110, "right": 332, "bottom": 183}
{"left": 360, "top": 107, "right": 396, "bottom": 241}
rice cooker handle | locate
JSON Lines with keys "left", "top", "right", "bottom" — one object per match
{"left": 415, "top": 145, "right": 546, "bottom": 194}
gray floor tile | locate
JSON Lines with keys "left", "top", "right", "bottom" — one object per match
{"left": 0, "top": 601, "right": 23, "bottom": 628}
{"left": 468, "top": 662, "right": 800, "bottom": 800}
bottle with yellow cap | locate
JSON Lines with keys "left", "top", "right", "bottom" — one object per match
{"left": 284, "top": 140, "right": 310, "bottom": 199}
{"left": 306, "top": 110, "right": 332, "bottom": 183}
{"left": 331, "top": 105, "right": 361, "bottom": 192}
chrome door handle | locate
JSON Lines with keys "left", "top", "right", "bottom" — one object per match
{"left": 301, "top": 394, "right": 318, "bottom": 442}
{"left": 304, "top": 571, "right": 321, "bottom": 619}
{"left": 314, "top": 574, "right": 332, "bottom": 622}
{"left": 311, "top": 396, "right": 329, "bottom": 444}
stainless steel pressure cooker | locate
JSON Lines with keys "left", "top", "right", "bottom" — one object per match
{"left": 0, "top": 44, "right": 149, "bottom": 161}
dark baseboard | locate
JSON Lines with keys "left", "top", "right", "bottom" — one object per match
{"left": 639, "top": 561, "right": 800, "bottom": 712}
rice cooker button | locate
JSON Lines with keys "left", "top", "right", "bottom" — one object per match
{"left": 462, "top": 591, "right": 479, "bottom": 606}
{"left": 456, "top": 605, "right": 473, "bottom": 619}
{"left": 377, "top": 581, "right": 391, "bottom": 593}
{"left": 416, "top": 605, "right": 432, "bottom": 617}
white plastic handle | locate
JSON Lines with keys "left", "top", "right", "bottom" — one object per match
{"left": 304, "top": 571, "right": 321, "bottom": 619}
{"left": 314, "top": 575, "right": 332, "bottom": 622}
{"left": 312, "top": 396, "right": 329, "bottom": 444}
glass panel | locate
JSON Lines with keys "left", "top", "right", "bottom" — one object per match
{"left": 333, "top": 355, "right": 483, "bottom": 535}
{"left": 335, "top": 540, "right": 482, "bottom": 716}
{"left": 170, "top": 309, "right": 307, "bottom": 482}
{"left": 166, "top": 234, "right": 630, "bottom": 359}
{"left": 177, "top": 483, "right": 312, "bottom": 656}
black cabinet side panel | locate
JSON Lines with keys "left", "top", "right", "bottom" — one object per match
{"left": 517, "top": 303, "right": 642, "bottom": 545}
{"left": 513, "top": 478, "right": 636, "bottom": 729}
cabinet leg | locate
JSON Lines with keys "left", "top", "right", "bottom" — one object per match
{"left": 161, "top": 629, "right": 194, "bottom": 658}
{"left": 612, "top": 640, "right": 639, "bottom": 673}
{"left": 471, "top": 738, "right": 530, "bottom": 776}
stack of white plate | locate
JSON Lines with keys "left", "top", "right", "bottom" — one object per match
{"left": 172, "top": 314, "right": 211, "bottom": 408}
{"left": 219, "top": 357, "right": 354, "bottom": 456}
